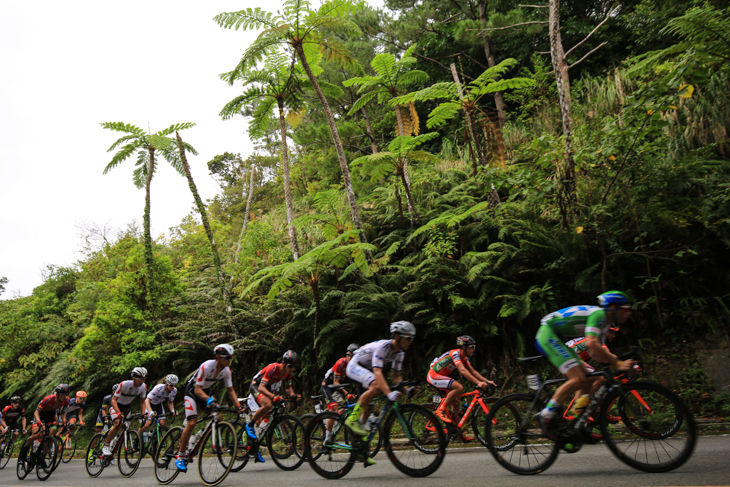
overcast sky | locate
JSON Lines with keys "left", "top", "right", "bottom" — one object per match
{"left": 0, "top": 0, "right": 384, "bottom": 299}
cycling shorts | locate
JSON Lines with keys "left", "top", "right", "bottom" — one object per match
{"left": 148, "top": 402, "right": 167, "bottom": 420}
{"left": 110, "top": 403, "right": 131, "bottom": 421}
{"left": 32, "top": 411, "right": 57, "bottom": 428}
{"left": 345, "top": 361, "right": 375, "bottom": 391}
{"left": 535, "top": 326, "right": 583, "bottom": 374}
{"left": 5, "top": 419, "right": 21, "bottom": 432}
{"left": 67, "top": 411, "right": 80, "bottom": 422}
{"left": 426, "top": 369, "right": 455, "bottom": 392}
{"left": 183, "top": 394, "right": 207, "bottom": 420}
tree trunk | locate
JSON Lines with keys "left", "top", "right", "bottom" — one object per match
{"left": 548, "top": 0, "right": 577, "bottom": 224}
{"left": 277, "top": 102, "right": 301, "bottom": 261}
{"left": 294, "top": 44, "right": 373, "bottom": 264}
{"left": 143, "top": 146, "right": 155, "bottom": 308}
{"left": 176, "top": 133, "right": 231, "bottom": 312}
{"left": 394, "top": 107, "right": 420, "bottom": 224}
{"left": 229, "top": 166, "right": 256, "bottom": 296}
{"left": 478, "top": 0, "right": 508, "bottom": 126}
{"left": 361, "top": 107, "right": 378, "bottom": 154}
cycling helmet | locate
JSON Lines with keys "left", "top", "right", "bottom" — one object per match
{"left": 165, "top": 374, "right": 179, "bottom": 385}
{"left": 456, "top": 335, "right": 476, "bottom": 348}
{"left": 55, "top": 384, "right": 70, "bottom": 395}
{"left": 390, "top": 321, "right": 416, "bottom": 337}
{"left": 346, "top": 343, "right": 359, "bottom": 356}
{"left": 111, "top": 384, "right": 119, "bottom": 393}
{"left": 597, "top": 291, "right": 632, "bottom": 307}
{"left": 214, "top": 344, "right": 234, "bottom": 357}
{"left": 282, "top": 350, "right": 298, "bottom": 366}
{"left": 10, "top": 396, "right": 21, "bottom": 403}
{"left": 131, "top": 367, "right": 148, "bottom": 378}
{"left": 76, "top": 391, "right": 87, "bottom": 399}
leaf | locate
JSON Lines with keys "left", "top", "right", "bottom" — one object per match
{"left": 576, "top": 226, "right": 584, "bottom": 234}
{"left": 679, "top": 84, "right": 694, "bottom": 98}
{"left": 146, "top": 134, "right": 174, "bottom": 151}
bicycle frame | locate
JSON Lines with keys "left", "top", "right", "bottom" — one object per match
{"left": 431, "top": 388, "right": 495, "bottom": 430}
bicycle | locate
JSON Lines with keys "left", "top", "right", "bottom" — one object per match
{"left": 58, "top": 422, "right": 78, "bottom": 464}
{"left": 227, "top": 396, "right": 306, "bottom": 472}
{"left": 303, "top": 380, "right": 447, "bottom": 479}
{"left": 140, "top": 411, "right": 177, "bottom": 459}
{"left": 421, "top": 384, "right": 498, "bottom": 447}
{"left": 16, "top": 421, "right": 60, "bottom": 481}
{"left": 301, "top": 384, "right": 383, "bottom": 459}
{"left": 84, "top": 412, "right": 144, "bottom": 478}
{"left": 153, "top": 404, "right": 237, "bottom": 486}
{"left": 484, "top": 348, "right": 696, "bottom": 474}
{"left": 0, "top": 430, "right": 18, "bottom": 469}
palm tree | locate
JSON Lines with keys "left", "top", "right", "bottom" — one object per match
{"left": 100, "top": 122, "right": 192, "bottom": 307}
{"left": 220, "top": 51, "right": 315, "bottom": 261}
{"left": 343, "top": 44, "right": 429, "bottom": 222}
{"left": 214, "top": 0, "right": 374, "bottom": 263}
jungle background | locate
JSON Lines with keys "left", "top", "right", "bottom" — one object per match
{"left": 2, "top": 0, "right": 729, "bottom": 435}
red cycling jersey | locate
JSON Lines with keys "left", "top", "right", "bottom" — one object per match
{"left": 253, "top": 363, "right": 292, "bottom": 390}
{"left": 324, "top": 357, "right": 348, "bottom": 381}
{"left": 2, "top": 405, "right": 25, "bottom": 422}
{"left": 37, "top": 395, "right": 69, "bottom": 412}
{"left": 430, "top": 349, "right": 470, "bottom": 377}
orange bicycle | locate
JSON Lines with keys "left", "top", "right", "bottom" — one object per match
{"left": 421, "top": 385, "right": 498, "bottom": 446}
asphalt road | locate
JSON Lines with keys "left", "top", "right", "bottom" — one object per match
{"left": 1, "top": 435, "right": 728, "bottom": 487}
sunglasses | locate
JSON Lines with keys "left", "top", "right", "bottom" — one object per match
{"left": 467, "top": 345, "right": 476, "bottom": 349}
{"left": 619, "top": 305, "right": 632, "bottom": 310}
{"left": 401, "top": 335, "right": 415, "bottom": 342}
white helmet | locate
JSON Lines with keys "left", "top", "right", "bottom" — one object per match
{"left": 131, "top": 367, "right": 148, "bottom": 378}
{"left": 165, "top": 374, "right": 179, "bottom": 385}
{"left": 390, "top": 321, "right": 416, "bottom": 337}
{"left": 214, "top": 343, "right": 234, "bottom": 357}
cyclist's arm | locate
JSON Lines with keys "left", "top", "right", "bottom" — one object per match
{"left": 140, "top": 396, "right": 147, "bottom": 415}
{"left": 585, "top": 335, "right": 635, "bottom": 370}
{"left": 194, "top": 384, "right": 212, "bottom": 403}
{"left": 167, "top": 400, "right": 175, "bottom": 414}
{"left": 457, "top": 361, "right": 494, "bottom": 387}
{"left": 34, "top": 409, "right": 42, "bottom": 427}
{"left": 144, "top": 398, "right": 153, "bottom": 416}
{"left": 372, "top": 367, "right": 392, "bottom": 397}
{"left": 258, "top": 382, "right": 275, "bottom": 401}
{"left": 110, "top": 397, "right": 122, "bottom": 418}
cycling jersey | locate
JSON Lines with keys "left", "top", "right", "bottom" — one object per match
{"left": 2, "top": 405, "right": 25, "bottom": 423}
{"left": 323, "top": 357, "right": 348, "bottom": 384}
{"left": 37, "top": 395, "right": 69, "bottom": 412}
{"left": 95, "top": 394, "right": 113, "bottom": 427}
{"left": 351, "top": 340, "right": 404, "bottom": 371}
{"left": 184, "top": 359, "right": 233, "bottom": 419}
{"left": 253, "top": 363, "right": 292, "bottom": 391}
{"left": 113, "top": 380, "right": 147, "bottom": 406}
{"left": 430, "top": 349, "right": 470, "bottom": 377}
{"left": 66, "top": 398, "right": 86, "bottom": 414}
{"left": 566, "top": 337, "right": 592, "bottom": 361}
{"left": 147, "top": 384, "right": 178, "bottom": 405}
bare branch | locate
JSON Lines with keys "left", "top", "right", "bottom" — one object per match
{"left": 469, "top": 21, "right": 547, "bottom": 35}
{"left": 568, "top": 41, "right": 608, "bottom": 69}
{"left": 565, "top": 5, "right": 621, "bottom": 59}
{"left": 518, "top": 4, "right": 549, "bottom": 7}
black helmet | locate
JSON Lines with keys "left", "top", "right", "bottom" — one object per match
{"left": 282, "top": 350, "right": 298, "bottom": 366}
{"left": 55, "top": 384, "right": 70, "bottom": 395}
{"left": 346, "top": 343, "right": 359, "bottom": 356}
{"left": 10, "top": 395, "right": 21, "bottom": 403}
{"left": 456, "top": 335, "right": 476, "bottom": 348}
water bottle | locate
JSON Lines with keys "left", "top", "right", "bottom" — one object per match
{"left": 459, "top": 402, "right": 469, "bottom": 416}
{"left": 364, "top": 413, "right": 377, "bottom": 432}
{"left": 110, "top": 436, "right": 119, "bottom": 449}
{"left": 32, "top": 439, "right": 41, "bottom": 453}
{"left": 526, "top": 374, "right": 541, "bottom": 391}
{"left": 143, "top": 431, "right": 151, "bottom": 444}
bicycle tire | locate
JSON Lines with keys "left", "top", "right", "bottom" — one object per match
{"left": 117, "top": 429, "right": 142, "bottom": 477}
{"left": 267, "top": 414, "right": 306, "bottom": 470}
{"left": 36, "top": 436, "right": 59, "bottom": 481}
{"left": 385, "top": 403, "right": 446, "bottom": 477}
{"left": 85, "top": 433, "right": 106, "bottom": 477}
{"left": 471, "top": 397, "right": 499, "bottom": 447}
{"left": 198, "top": 421, "right": 236, "bottom": 486}
{"left": 485, "top": 393, "right": 559, "bottom": 475}
{"left": 17, "top": 450, "right": 31, "bottom": 480}
{"left": 304, "top": 411, "right": 356, "bottom": 479}
{"left": 227, "top": 421, "right": 250, "bottom": 472}
{"left": 153, "top": 426, "right": 182, "bottom": 485}
{"left": 416, "top": 403, "right": 452, "bottom": 450}
{"left": 61, "top": 433, "right": 76, "bottom": 463}
{"left": 0, "top": 437, "right": 14, "bottom": 469}
{"left": 300, "top": 413, "right": 316, "bottom": 425}
{"left": 601, "top": 381, "right": 696, "bottom": 473}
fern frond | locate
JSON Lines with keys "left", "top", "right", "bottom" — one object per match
{"left": 100, "top": 122, "right": 145, "bottom": 135}
{"left": 371, "top": 53, "right": 396, "bottom": 80}
{"left": 102, "top": 144, "right": 137, "bottom": 173}
{"left": 158, "top": 123, "right": 196, "bottom": 136}
{"left": 469, "top": 58, "right": 518, "bottom": 88}
{"left": 426, "top": 102, "right": 462, "bottom": 128}
{"left": 475, "top": 77, "right": 536, "bottom": 95}
{"left": 213, "top": 8, "right": 282, "bottom": 31}
{"left": 397, "top": 70, "right": 429, "bottom": 87}
{"left": 347, "top": 90, "right": 379, "bottom": 115}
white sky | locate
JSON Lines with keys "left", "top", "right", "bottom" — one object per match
{"left": 0, "top": 0, "right": 385, "bottom": 299}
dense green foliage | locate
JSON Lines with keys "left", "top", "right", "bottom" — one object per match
{"left": 2, "top": 0, "right": 729, "bottom": 420}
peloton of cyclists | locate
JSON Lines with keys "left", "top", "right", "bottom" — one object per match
{"left": 102, "top": 367, "right": 148, "bottom": 457}
{"left": 535, "top": 291, "right": 637, "bottom": 442}
{"left": 427, "top": 335, "right": 496, "bottom": 441}
{"left": 177, "top": 344, "right": 245, "bottom": 472}
{"left": 345, "top": 321, "right": 418, "bottom": 466}
{"left": 246, "top": 350, "right": 303, "bottom": 463}
{"left": 19, "top": 384, "right": 70, "bottom": 467}
{"left": 321, "top": 343, "right": 359, "bottom": 442}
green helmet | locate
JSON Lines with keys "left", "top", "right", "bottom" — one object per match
{"left": 597, "top": 291, "right": 632, "bottom": 307}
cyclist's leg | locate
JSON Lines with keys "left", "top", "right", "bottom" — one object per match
{"left": 427, "top": 369, "right": 456, "bottom": 423}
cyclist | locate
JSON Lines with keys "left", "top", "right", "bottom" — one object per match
{"left": 142, "top": 374, "right": 178, "bottom": 434}
{"left": 246, "top": 350, "right": 302, "bottom": 463}
{"left": 65, "top": 390, "right": 87, "bottom": 435}
{"left": 321, "top": 344, "right": 359, "bottom": 442}
{"left": 102, "top": 367, "right": 148, "bottom": 457}
{"left": 19, "top": 384, "right": 70, "bottom": 467}
{"left": 177, "top": 344, "right": 245, "bottom": 472}
{"left": 427, "top": 335, "right": 496, "bottom": 441}
{"left": 1, "top": 396, "right": 28, "bottom": 443}
{"left": 88, "top": 384, "right": 118, "bottom": 463}
{"left": 345, "top": 321, "right": 417, "bottom": 466}
{"left": 566, "top": 324, "right": 619, "bottom": 373}
{"left": 535, "top": 291, "right": 637, "bottom": 442}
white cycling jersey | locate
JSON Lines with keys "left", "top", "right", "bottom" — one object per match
{"left": 113, "top": 380, "right": 147, "bottom": 406}
{"left": 146, "top": 384, "right": 178, "bottom": 405}
{"left": 351, "top": 339, "right": 404, "bottom": 371}
{"left": 189, "top": 359, "right": 233, "bottom": 392}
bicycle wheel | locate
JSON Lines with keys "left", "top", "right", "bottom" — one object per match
{"left": 300, "top": 413, "right": 316, "bottom": 425}
{"left": 601, "top": 381, "right": 696, "bottom": 473}
{"left": 227, "top": 422, "right": 250, "bottom": 473}
{"left": 85, "top": 433, "right": 106, "bottom": 477}
{"left": 485, "top": 394, "right": 559, "bottom": 475}
{"left": 471, "top": 397, "right": 499, "bottom": 447}
{"left": 0, "top": 437, "right": 14, "bottom": 469}
{"left": 154, "top": 426, "right": 182, "bottom": 485}
{"left": 117, "top": 429, "right": 142, "bottom": 477}
{"left": 17, "top": 452, "right": 31, "bottom": 480}
{"left": 61, "top": 434, "right": 76, "bottom": 463}
{"left": 36, "top": 436, "right": 59, "bottom": 481}
{"left": 385, "top": 404, "right": 446, "bottom": 477}
{"left": 418, "top": 403, "right": 452, "bottom": 448}
{"left": 267, "top": 414, "right": 306, "bottom": 470}
{"left": 304, "top": 411, "right": 356, "bottom": 479}
{"left": 198, "top": 421, "right": 236, "bottom": 487}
